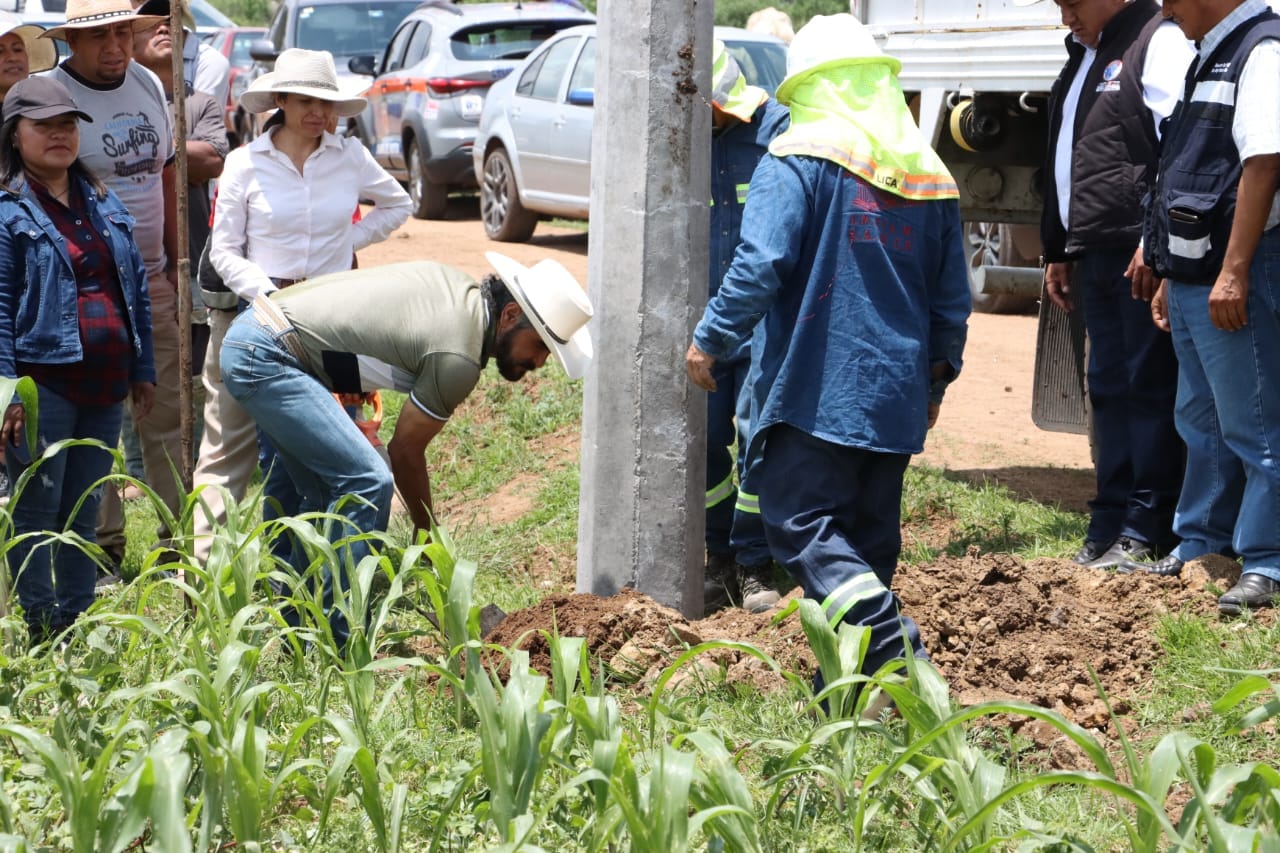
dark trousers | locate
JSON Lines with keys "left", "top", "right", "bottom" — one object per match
{"left": 757, "top": 424, "right": 925, "bottom": 677}
{"left": 706, "top": 354, "right": 770, "bottom": 567}
{"left": 1077, "top": 247, "right": 1183, "bottom": 549}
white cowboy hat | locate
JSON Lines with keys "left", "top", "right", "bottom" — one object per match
{"left": 239, "top": 48, "right": 366, "bottom": 117}
{"left": 0, "top": 11, "right": 56, "bottom": 74}
{"left": 485, "top": 251, "right": 594, "bottom": 379}
{"left": 40, "top": 0, "right": 164, "bottom": 41}
{"left": 774, "top": 13, "right": 899, "bottom": 106}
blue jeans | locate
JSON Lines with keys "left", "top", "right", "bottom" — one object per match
{"left": 1076, "top": 247, "right": 1182, "bottom": 549}
{"left": 757, "top": 424, "right": 926, "bottom": 677}
{"left": 1166, "top": 229, "right": 1280, "bottom": 583}
{"left": 220, "top": 316, "right": 394, "bottom": 644}
{"left": 5, "top": 385, "right": 122, "bottom": 630}
{"left": 705, "top": 353, "right": 770, "bottom": 567}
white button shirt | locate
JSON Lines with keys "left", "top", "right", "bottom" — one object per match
{"left": 210, "top": 128, "right": 412, "bottom": 301}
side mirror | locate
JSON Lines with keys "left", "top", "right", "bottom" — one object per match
{"left": 248, "top": 39, "right": 278, "bottom": 63}
{"left": 566, "top": 87, "right": 594, "bottom": 107}
{"left": 348, "top": 54, "right": 377, "bottom": 76}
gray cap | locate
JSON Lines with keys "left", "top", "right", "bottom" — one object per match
{"left": 3, "top": 77, "right": 94, "bottom": 123}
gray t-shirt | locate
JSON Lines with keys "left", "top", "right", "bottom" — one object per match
{"left": 52, "top": 61, "right": 175, "bottom": 277}
{"left": 272, "top": 261, "right": 494, "bottom": 420}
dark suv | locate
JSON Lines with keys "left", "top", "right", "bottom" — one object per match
{"left": 241, "top": 0, "right": 421, "bottom": 141}
{"left": 349, "top": 0, "right": 595, "bottom": 219}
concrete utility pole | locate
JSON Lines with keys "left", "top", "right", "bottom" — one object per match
{"left": 576, "top": 1, "right": 713, "bottom": 618}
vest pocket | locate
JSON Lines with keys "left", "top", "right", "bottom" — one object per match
{"left": 1162, "top": 191, "right": 1224, "bottom": 281}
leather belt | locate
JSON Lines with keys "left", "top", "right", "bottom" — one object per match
{"left": 251, "top": 295, "right": 310, "bottom": 370}
{"left": 270, "top": 276, "right": 305, "bottom": 288}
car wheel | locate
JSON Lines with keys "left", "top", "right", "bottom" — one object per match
{"left": 407, "top": 141, "right": 448, "bottom": 220}
{"left": 965, "top": 221, "right": 1039, "bottom": 314}
{"left": 480, "top": 147, "right": 537, "bottom": 242}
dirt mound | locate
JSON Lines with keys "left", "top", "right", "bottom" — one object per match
{"left": 486, "top": 551, "right": 1257, "bottom": 731}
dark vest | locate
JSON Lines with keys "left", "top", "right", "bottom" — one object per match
{"left": 1145, "top": 10, "right": 1280, "bottom": 283}
{"left": 1041, "top": 0, "right": 1163, "bottom": 262}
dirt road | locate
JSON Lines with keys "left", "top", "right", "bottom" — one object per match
{"left": 363, "top": 198, "right": 1095, "bottom": 512}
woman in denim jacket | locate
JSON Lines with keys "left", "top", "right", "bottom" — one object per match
{"left": 0, "top": 77, "right": 154, "bottom": 646}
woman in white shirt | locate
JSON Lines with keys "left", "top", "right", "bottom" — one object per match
{"left": 194, "top": 48, "right": 411, "bottom": 568}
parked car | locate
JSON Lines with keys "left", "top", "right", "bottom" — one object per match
{"left": 189, "top": 0, "right": 234, "bottom": 36}
{"left": 206, "top": 25, "right": 265, "bottom": 144}
{"left": 473, "top": 25, "right": 786, "bottom": 242}
{"left": 349, "top": 0, "right": 596, "bottom": 220}
{"left": 240, "top": 0, "right": 420, "bottom": 140}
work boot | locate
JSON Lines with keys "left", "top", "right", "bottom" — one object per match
{"left": 1218, "top": 573, "right": 1280, "bottom": 616}
{"left": 740, "top": 562, "right": 782, "bottom": 614}
{"left": 1080, "top": 536, "right": 1153, "bottom": 570}
{"left": 703, "top": 553, "right": 739, "bottom": 616}
{"left": 1072, "top": 538, "right": 1115, "bottom": 566}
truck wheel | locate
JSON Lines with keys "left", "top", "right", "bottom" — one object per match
{"left": 408, "top": 142, "right": 448, "bottom": 220}
{"left": 480, "top": 147, "right": 537, "bottom": 242}
{"left": 965, "top": 221, "right": 1039, "bottom": 314}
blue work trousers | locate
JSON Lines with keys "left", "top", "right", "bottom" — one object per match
{"left": 757, "top": 424, "right": 926, "bottom": 677}
{"left": 705, "top": 353, "right": 770, "bottom": 567}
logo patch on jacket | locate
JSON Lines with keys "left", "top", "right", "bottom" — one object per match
{"left": 1096, "top": 59, "right": 1123, "bottom": 93}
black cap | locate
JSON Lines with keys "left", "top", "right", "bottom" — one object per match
{"left": 3, "top": 77, "right": 94, "bottom": 123}
{"left": 134, "top": 0, "right": 169, "bottom": 15}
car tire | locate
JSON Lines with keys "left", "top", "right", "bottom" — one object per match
{"left": 408, "top": 141, "right": 448, "bottom": 220}
{"left": 480, "top": 147, "right": 537, "bottom": 242}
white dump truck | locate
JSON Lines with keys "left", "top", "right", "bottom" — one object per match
{"left": 850, "top": 0, "right": 1088, "bottom": 432}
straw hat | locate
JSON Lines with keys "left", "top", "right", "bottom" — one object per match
{"left": 239, "top": 48, "right": 366, "bottom": 117}
{"left": 774, "top": 13, "right": 899, "bottom": 106}
{"left": 484, "top": 252, "right": 594, "bottom": 379}
{"left": 40, "top": 0, "right": 164, "bottom": 41}
{"left": 0, "top": 11, "right": 56, "bottom": 74}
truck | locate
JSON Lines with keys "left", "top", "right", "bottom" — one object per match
{"left": 850, "top": 0, "right": 1087, "bottom": 434}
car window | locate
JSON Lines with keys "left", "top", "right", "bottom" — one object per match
{"left": 450, "top": 20, "right": 587, "bottom": 62}
{"left": 404, "top": 19, "right": 432, "bottom": 66}
{"left": 515, "top": 49, "right": 548, "bottom": 97}
{"left": 566, "top": 36, "right": 595, "bottom": 95}
{"left": 380, "top": 20, "right": 417, "bottom": 74}
{"left": 529, "top": 35, "right": 579, "bottom": 101}
{"left": 231, "top": 32, "right": 260, "bottom": 65}
{"left": 295, "top": 1, "right": 420, "bottom": 57}
{"left": 724, "top": 40, "right": 787, "bottom": 96}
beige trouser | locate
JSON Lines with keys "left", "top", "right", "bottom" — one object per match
{"left": 191, "top": 306, "right": 260, "bottom": 564}
{"left": 98, "top": 274, "right": 184, "bottom": 550}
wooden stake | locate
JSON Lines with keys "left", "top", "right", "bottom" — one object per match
{"left": 171, "top": 0, "right": 193, "bottom": 493}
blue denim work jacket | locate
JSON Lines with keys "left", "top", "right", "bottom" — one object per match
{"left": 709, "top": 99, "right": 789, "bottom": 364}
{"left": 0, "top": 174, "right": 155, "bottom": 385}
{"left": 694, "top": 154, "right": 972, "bottom": 458}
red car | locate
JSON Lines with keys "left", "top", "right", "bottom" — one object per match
{"left": 205, "top": 26, "right": 266, "bottom": 145}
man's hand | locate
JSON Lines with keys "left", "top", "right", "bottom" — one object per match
{"left": 686, "top": 343, "right": 717, "bottom": 392}
{"left": 1125, "top": 246, "right": 1159, "bottom": 301}
{"left": 2, "top": 402, "right": 24, "bottom": 447}
{"left": 927, "top": 401, "right": 941, "bottom": 430}
{"left": 131, "top": 382, "right": 156, "bottom": 420}
{"left": 1208, "top": 271, "right": 1249, "bottom": 331}
{"left": 1150, "top": 281, "right": 1171, "bottom": 332}
{"left": 1044, "top": 262, "right": 1074, "bottom": 312}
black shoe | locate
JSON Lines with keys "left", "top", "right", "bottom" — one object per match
{"left": 1117, "top": 553, "right": 1184, "bottom": 576}
{"left": 703, "top": 553, "right": 740, "bottom": 616}
{"left": 1218, "top": 573, "right": 1280, "bottom": 615}
{"left": 1082, "top": 536, "right": 1154, "bottom": 570}
{"left": 1072, "top": 538, "right": 1116, "bottom": 566}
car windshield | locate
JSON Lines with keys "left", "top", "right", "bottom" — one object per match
{"left": 451, "top": 21, "right": 589, "bottom": 62}
{"left": 230, "top": 32, "right": 262, "bottom": 66}
{"left": 724, "top": 39, "right": 787, "bottom": 96}
{"left": 296, "top": 1, "right": 420, "bottom": 56}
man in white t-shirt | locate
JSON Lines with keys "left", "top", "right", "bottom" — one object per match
{"left": 43, "top": 0, "right": 181, "bottom": 566}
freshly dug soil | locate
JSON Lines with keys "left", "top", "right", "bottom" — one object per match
{"left": 485, "top": 552, "right": 1257, "bottom": 734}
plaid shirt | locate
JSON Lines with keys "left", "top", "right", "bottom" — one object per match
{"left": 18, "top": 178, "right": 132, "bottom": 406}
